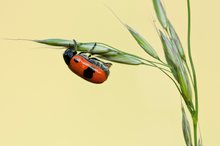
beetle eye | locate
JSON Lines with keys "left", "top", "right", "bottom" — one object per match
{"left": 74, "top": 58, "right": 80, "bottom": 63}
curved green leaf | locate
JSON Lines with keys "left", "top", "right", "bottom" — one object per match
{"left": 97, "top": 53, "right": 143, "bottom": 65}
{"left": 181, "top": 105, "right": 193, "bottom": 146}
{"left": 168, "top": 22, "right": 186, "bottom": 61}
{"left": 31, "top": 38, "right": 144, "bottom": 65}
{"left": 78, "top": 43, "right": 112, "bottom": 54}
{"left": 177, "top": 64, "right": 193, "bottom": 104}
{"left": 159, "top": 30, "right": 179, "bottom": 79}
{"left": 34, "top": 39, "right": 74, "bottom": 47}
{"left": 159, "top": 30, "right": 177, "bottom": 66}
{"left": 159, "top": 31, "right": 192, "bottom": 104}
{"left": 152, "top": 0, "right": 169, "bottom": 29}
{"left": 125, "top": 25, "right": 160, "bottom": 60}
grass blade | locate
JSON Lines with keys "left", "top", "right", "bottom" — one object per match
{"left": 97, "top": 53, "right": 143, "bottom": 65}
{"left": 177, "top": 64, "right": 193, "bottom": 109}
{"left": 98, "top": 53, "right": 171, "bottom": 70}
{"left": 159, "top": 30, "right": 176, "bottom": 66}
{"left": 168, "top": 22, "right": 186, "bottom": 61}
{"left": 125, "top": 24, "right": 160, "bottom": 60}
{"left": 152, "top": 0, "right": 169, "bottom": 29}
{"left": 28, "top": 38, "right": 144, "bottom": 65}
{"left": 78, "top": 43, "right": 112, "bottom": 54}
{"left": 159, "top": 31, "right": 193, "bottom": 109}
{"left": 181, "top": 104, "right": 193, "bottom": 146}
{"left": 34, "top": 39, "right": 74, "bottom": 47}
{"left": 159, "top": 30, "right": 179, "bottom": 79}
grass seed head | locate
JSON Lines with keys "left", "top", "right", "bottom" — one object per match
{"left": 168, "top": 22, "right": 186, "bottom": 61}
{"left": 125, "top": 24, "right": 160, "bottom": 60}
{"left": 152, "top": 0, "right": 169, "bottom": 29}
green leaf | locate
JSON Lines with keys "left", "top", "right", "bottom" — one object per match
{"left": 159, "top": 30, "right": 178, "bottom": 80}
{"left": 159, "top": 31, "right": 193, "bottom": 105}
{"left": 78, "top": 43, "right": 112, "bottom": 54}
{"left": 31, "top": 39, "right": 115, "bottom": 54}
{"left": 97, "top": 53, "right": 143, "bottom": 65}
{"left": 159, "top": 30, "right": 180, "bottom": 79}
{"left": 152, "top": 0, "right": 169, "bottom": 29}
{"left": 159, "top": 30, "right": 176, "bottom": 66}
{"left": 34, "top": 39, "right": 74, "bottom": 47}
{"left": 31, "top": 38, "right": 144, "bottom": 65}
{"left": 181, "top": 105, "right": 193, "bottom": 146}
{"left": 125, "top": 24, "right": 160, "bottom": 60}
{"left": 177, "top": 63, "right": 193, "bottom": 104}
{"left": 78, "top": 42, "right": 144, "bottom": 65}
{"left": 168, "top": 22, "right": 186, "bottom": 61}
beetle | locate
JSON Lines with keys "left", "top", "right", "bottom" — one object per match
{"left": 63, "top": 40, "right": 112, "bottom": 84}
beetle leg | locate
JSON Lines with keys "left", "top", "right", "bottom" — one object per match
{"left": 78, "top": 43, "right": 97, "bottom": 57}
{"left": 73, "top": 39, "right": 78, "bottom": 51}
{"left": 88, "top": 43, "right": 97, "bottom": 57}
{"left": 67, "top": 39, "right": 78, "bottom": 54}
{"left": 91, "top": 43, "right": 97, "bottom": 51}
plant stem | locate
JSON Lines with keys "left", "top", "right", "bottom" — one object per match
{"left": 96, "top": 42, "right": 171, "bottom": 68}
{"left": 143, "top": 62, "right": 182, "bottom": 96}
{"left": 185, "top": 62, "right": 194, "bottom": 86}
{"left": 161, "top": 69, "right": 182, "bottom": 97}
{"left": 187, "top": 0, "right": 199, "bottom": 146}
{"left": 193, "top": 118, "right": 198, "bottom": 146}
{"left": 142, "top": 62, "right": 171, "bottom": 72}
{"left": 132, "top": 54, "right": 170, "bottom": 68}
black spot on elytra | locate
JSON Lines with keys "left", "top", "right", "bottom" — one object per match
{"left": 83, "top": 66, "right": 95, "bottom": 79}
{"left": 74, "top": 58, "right": 79, "bottom": 63}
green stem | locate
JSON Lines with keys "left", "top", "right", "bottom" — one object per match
{"left": 187, "top": 0, "right": 199, "bottom": 146}
{"left": 193, "top": 118, "right": 198, "bottom": 146}
{"left": 141, "top": 62, "right": 171, "bottom": 72}
{"left": 159, "top": 59, "right": 168, "bottom": 66}
{"left": 139, "top": 57, "right": 184, "bottom": 106}
{"left": 143, "top": 62, "right": 182, "bottom": 96}
{"left": 185, "top": 62, "right": 194, "bottom": 86}
{"left": 133, "top": 54, "right": 170, "bottom": 68}
{"left": 95, "top": 42, "right": 171, "bottom": 68}
{"left": 160, "top": 68, "right": 182, "bottom": 96}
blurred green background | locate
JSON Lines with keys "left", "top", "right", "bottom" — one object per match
{"left": 0, "top": 0, "right": 219, "bottom": 145}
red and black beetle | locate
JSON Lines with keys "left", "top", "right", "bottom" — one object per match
{"left": 63, "top": 40, "right": 112, "bottom": 84}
